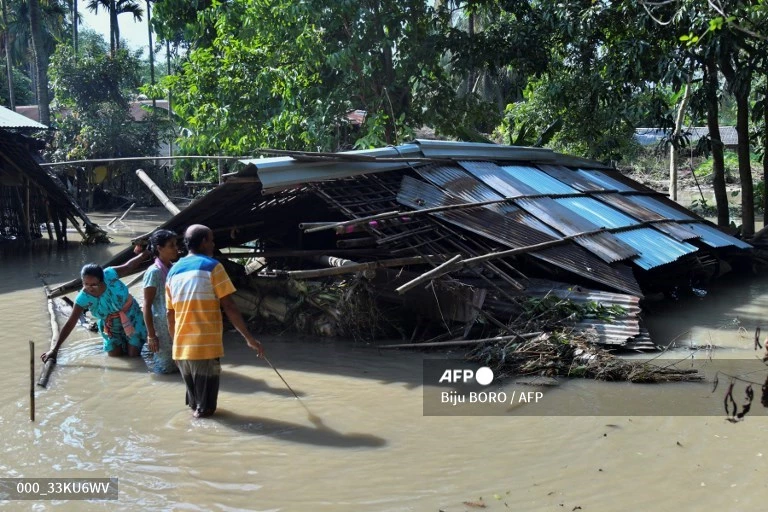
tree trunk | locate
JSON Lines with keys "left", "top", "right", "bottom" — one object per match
{"left": 705, "top": 58, "right": 728, "bottom": 227}
{"left": 73, "top": 0, "right": 78, "bottom": 54}
{"left": 669, "top": 83, "right": 691, "bottom": 201}
{"left": 111, "top": 0, "right": 120, "bottom": 51}
{"left": 109, "top": 0, "right": 116, "bottom": 54}
{"left": 764, "top": 79, "right": 768, "bottom": 226}
{"left": 735, "top": 88, "right": 754, "bottom": 237}
{"left": 28, "top": 0, "right": 50, "bottom": 126}
{"left": 167, "top": 40, "right": 173, "bottom": 157}
{"left": 2, "top": 0, "right": 14, "bottom": 109}
{"left": 146, "top": 0, "right": 155, "bottom": 107}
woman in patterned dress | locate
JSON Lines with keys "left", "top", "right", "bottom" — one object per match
{"left": 41, "top": 249, "right": 151, "bottom": 363}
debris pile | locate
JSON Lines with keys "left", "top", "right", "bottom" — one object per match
{"left": 46, "top": 141, "right": 754, "bottom": 383}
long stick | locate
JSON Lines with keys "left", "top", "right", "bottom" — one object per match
{"left": 264, "top": 356, "right": 300, "bottom": 400}
{"left": 262, "top": 356, "right": 323, "bottom": 427}
{"left": 377, "top": 333, "right": 542, "bottom": 349}
{"left": 118, "top": 202, "right": 136, "bottom": 222}
{"left": 38, "top": 284, "right": 59, "bottom": 388}
{"left": 395, "top": 254, "right": 461, "bottom": 294}
{"left": 29, "top": 341, "right": 35, "bottom": 422}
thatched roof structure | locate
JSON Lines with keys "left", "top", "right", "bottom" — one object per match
{"left": 0, "top": 110, "right": 105, "bottom": 243}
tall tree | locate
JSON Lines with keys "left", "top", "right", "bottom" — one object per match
{"left": 48, "top": 31, "right": 168, "bottom": 162}
{"left": 719, "top": 36, "right": 756, "bottom": 237}
{"left": 85, "top": 0, "right": 143, "bottom": 55}
{"left": 153, "top": 0, "right": 461, "bottom": 165}
{"left": 2, "top": 0, "right": 14, "bottom": 108}
{"left": 29, "top": 0, "right": 50, "bottom": 124}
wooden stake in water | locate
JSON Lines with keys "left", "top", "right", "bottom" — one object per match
{"left": 29, "top": 341, "right": 35, "bottom": 422}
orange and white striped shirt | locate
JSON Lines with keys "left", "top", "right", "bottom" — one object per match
{"left": 165, "top": 254, "right": 236, "bottom": 360}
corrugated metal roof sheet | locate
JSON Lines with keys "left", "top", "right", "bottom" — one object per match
{"left": 418, "top": 165, "right": 504, "bottom": 204}
{"left": 458, "top": 160, "right": 537, "bottom": 196}
{"left": 593, "top": 193, "right": 700, "bottom": 241}
{"left": 627, "top": 195, "right": 694, "bottom": 220}
{"left": 0, "top": 106, "right": 47, "bottom": 129}
{"left": 515, "top": 197, "right": 638, "bottom": 263}
{"left": 613, "top": 228, "right": 698, "bottom": 270}
{"left": 398, "top": 176, "right": 555, "bottom": 248}
{"left": 537, "top": 164, "right": 606, "bottom": 192}
{"left": 240, "top": 143, "right": 424, "bottom": 191}
{"left": 650, "top": 221, "right": 701, "bottom": 241}
{"left": 571, "top": 233, "right": 639, "bottom": 263}
{"left": 554, "top": 197, "right": 637, "bottom": 228}
{"left": 515, "top": 197, "right": 600, "bottom": 234}
{"left": 487, "top": 204, "right": 561, "bottom": 237}
{"left": 416, "top": 165, "right": 561, "bottom": 236}
{"left": 575, "top": 169, "right": 635, "bottom": 191}
{"left": 501, "top": 165, "right": 579, "bottom": 194}
{"left": 396, "top": 176, "right": 643, "bottom": 295}
{"left": 683, "top": 223, "right": 753, "bottom": 249}
{"left": 239, "top": 140, "right": 622, "bottom": 193}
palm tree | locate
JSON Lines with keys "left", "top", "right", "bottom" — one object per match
{"left": 29, "top": 0, "right": 50, "bottom": 124}
{"left": 85, "top": 0, "right": 143, "bottom": 55}
{"left": 7, "top": 0, "right": 67, "bottom": 115}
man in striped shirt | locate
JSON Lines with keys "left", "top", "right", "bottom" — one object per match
{"left": 166, "top": 224, "right": 264, "bottom": 418}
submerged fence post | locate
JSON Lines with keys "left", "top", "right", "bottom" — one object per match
{"left": 29, "top": 341, "right": 35, "bottom": 422}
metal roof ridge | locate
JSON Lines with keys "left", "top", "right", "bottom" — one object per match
{"left": 0, "top": 105, "right": 48, "bottom": 130}
{"left": 240, "top": 143, "right": 423, "bottom": 192}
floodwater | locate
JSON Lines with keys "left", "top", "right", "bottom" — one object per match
{"left": 2, "top": 208, "right": 768, "bottom": 511}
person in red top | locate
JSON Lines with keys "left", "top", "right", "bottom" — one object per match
{"left": 166, "top": 224, "right": 263, "bottom": 418}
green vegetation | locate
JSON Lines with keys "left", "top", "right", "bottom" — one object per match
{"left": 2, "top": 0, "right": 768, "bottom": 226}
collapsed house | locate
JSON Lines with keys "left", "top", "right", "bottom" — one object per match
{"left": 47, "top": 140, "right": 752, "bottom": 351}
{"left": 0, "top": 106, "right": 106, "bottom": 244}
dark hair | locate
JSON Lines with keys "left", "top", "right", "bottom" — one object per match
{"left": 149, "top": 229, "right": 178, "bottom": 257}
{"left": 185, "top": 225, "right": 211, "bottom": 252}
{"left": 81, "top": 263, "right": 104, "bottom": 282}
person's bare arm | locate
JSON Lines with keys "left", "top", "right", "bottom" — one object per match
{"left": 167, "top": 309, "right": 176, "bottom": 344}
{"left": 220, "top": 295, "right": 263, "bottom": 357}
{"left": 144, "top": 286, "right": 159, "bottom": 352}
{"left": 41, "top": 304, "right": 85, "bottom": 363}
{"left": 113, "top": 246, "right": 152, "bottom": 279}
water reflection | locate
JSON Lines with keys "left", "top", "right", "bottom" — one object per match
{"left": 3, "top": 208, "right": 768, "bottom": 510}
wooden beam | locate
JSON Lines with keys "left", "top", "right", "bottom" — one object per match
{"left": 275, "top": 255, "right": 440, "bottom": 280}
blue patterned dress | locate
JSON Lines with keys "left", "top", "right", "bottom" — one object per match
{"left": 75, "top": 267, "right": 147, "bottom": 352}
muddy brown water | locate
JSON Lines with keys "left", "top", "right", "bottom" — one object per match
{"left": 2, "top": 208, "right": 768, "bottom": 511}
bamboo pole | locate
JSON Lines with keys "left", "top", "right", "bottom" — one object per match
{"left": 377, "top": 333, "right": 541, "bottom": 349}
{"left": 39, "top": 155, "right": 245, "bottom": 167}
{"left": 67, "top": 215, "right": 88, "bottom": 241}
{"left": 29, "top": 341, "right": 35, "bottom": 421}
{"left": 276, "top": 255, "right": 439, "bottom": 280}
{"left": 38, "top": 285, "right": 59, "bottom": 388}
{"left": 395, "top": 254, "right": 462, "bottom": 295}
{"left": 217, "top": 248, "right": 380, "bottom": 259}
{"left": 118, "top": 202, "right": 136, "bottom": 222}
{"left": 44, "top": 199, "right": 54, "bottom": 240}
{"left": 135, "top": 169, "right": 181, "bottom": 215}
{"left": 14, "top": 185, "right": 31, "bottom": 242}
{"left": 336, "top": 237, "right": 377, "bottom": 248}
